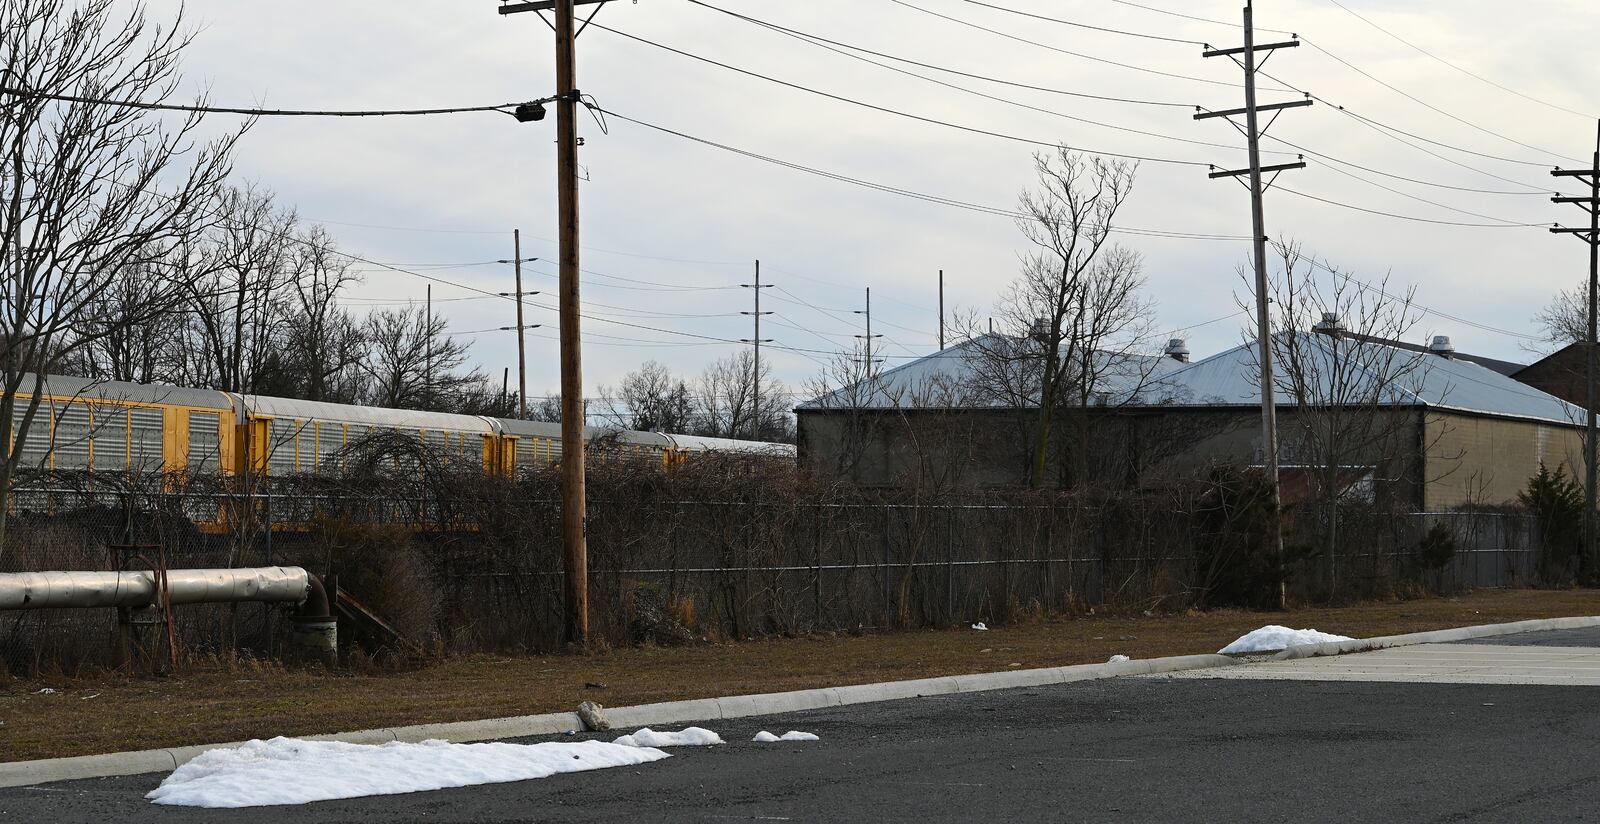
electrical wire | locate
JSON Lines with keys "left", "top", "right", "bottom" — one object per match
{"left": 1276, "top": 184, "right": 1549, "bottom": 228}
{"left": 886, "top": 0, "right": 1299, "bottom": 93}
{"left": 0, "top": 86, "right": 540, "bottom": 118}
{"left": 684, "top": 0, "right": 1196, "bottom": 108}
{"left": 952, "top": 0, "right": 1205, "bottom": 46}
{"left": 1323, "top": 0, "right": 1596, "bottom": 120}
{"left": 688, "top": 0, "right": 1280, "bottom": 156}
{"left": 594, "top": 106, "right": 1251, "bottom": 241}
{"left": 585, "top": 19, "right": 1215, "bottom": 167}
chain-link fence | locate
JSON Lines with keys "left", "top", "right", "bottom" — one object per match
{"left": 0, "top": 450, "right": 1555, "bottom": 676}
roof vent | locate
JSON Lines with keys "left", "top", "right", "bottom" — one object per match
{"left": 1165, "top": 337, "right": 1190, "bottom": 363}
{"left": 1428, "top": 335, "right": 1456, "bottom": 358}
{"left": 1312, "top": 312, "right": 1345, "bottom": 337}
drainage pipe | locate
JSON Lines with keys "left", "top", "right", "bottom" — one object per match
{"left": 0, "top": 567, "right": 313, "bottom": 610}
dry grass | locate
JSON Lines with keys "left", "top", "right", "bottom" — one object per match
{"left": 3, "top": 588, "right": 1597, "bottom": 762}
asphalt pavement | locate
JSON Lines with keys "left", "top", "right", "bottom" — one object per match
{"left": 6, "top": 629, "right": 1600, "bottom": 823}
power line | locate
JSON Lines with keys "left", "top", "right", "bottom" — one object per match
{"left": 1308, "top": 160, "right": 1551, "bottom": 227}
{"left": 1105, "top": 0, "right": 1293, "bottom": 35}
{"left": 1276, "top": 184, "right": 1550, "bottom": 228}
{"left": 595, "top": 106, "right": 1251, "bottom": 240}
{"left": 0, "top": 86, "right": 540, "bottom": 118}
{"left": 688, "top": 0, "right": 1277, "bottom": 156}
{"left": 1292, "top": 39, "right": 1579, "bottom": 165}
{"left": 887, "top": 0, "right": 1299, "bottom": 94}
{"left": 684, "top": 0, "right": 1196, "bottom": 108}
{"left": 952, "top": 0, "right": 1205, "bottom": 46}
{"left": 585, "top": 19, "right": 1214, "bottom": 167}
{"left": 1322, "top": 0, "right": 1596, "bottom": 120}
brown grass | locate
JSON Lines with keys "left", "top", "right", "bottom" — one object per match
{"left": 3, "top": 588, "right": 1597, "bottom": 762}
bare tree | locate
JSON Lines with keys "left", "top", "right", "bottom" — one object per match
{"left": 1253, "top": 242, "right": 1437, "bottom": 590}
{"left": 969, "top": 147, "right": 1156, "bottom": 487}
{"left": 363, "top": 305, "right": 486, "bottom": 411}
{"left": 57, "top": 258, "right": 189, "bottom": 383}
{"left": 599, "top": 360, "right": 694, "bottom": 433}
{"left": 0, "top": 0, "right": 241, "bottom": 552}
{"left": 1535, "top": 281, "right": 1587, "bottom": 350}
{"left": 184, "top": 184, "right": 298, "bottom": 395}
{"left": 695, "top": 349, "right": 792, "bottom": 442}
{"left": 284, "top": 224, "right": 365, "bottom": 403}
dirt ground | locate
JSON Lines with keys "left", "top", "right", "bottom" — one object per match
{"left": 3, "top": 588, "right": 1597, "bottom": 762}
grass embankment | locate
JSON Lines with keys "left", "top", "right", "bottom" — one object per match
{"left": 3, "top": 588, "right": 1597, "bottom": 762}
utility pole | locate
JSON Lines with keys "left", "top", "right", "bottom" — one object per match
{"left": 425, "top": 284, "right": 432, "bottom": 409}
{"left": 496, "top": 240, "right": 540, "bottom": 418}
{"left": 499, "top": 0, "right": 607, "bottom": 645}
{"left": 1196, "top": 0, "right": 1310, "bottom": 608}
{"left": 741, "top": 260, "right": 773, "bottom": 440}
{"left": 513, "top": 230, "right": 530, "bottom": 420}
{"left": 854, "top": 288, "right": 883, "bottom": 372}
{"left": 1552, "top": 119, "right": 1600, "bottom": 576}
{"left": 938, "top": 270, "right": 945, "bottom": 351}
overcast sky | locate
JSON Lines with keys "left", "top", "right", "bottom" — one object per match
{"left": 144, "top": 0, "right": 1600, "bottom": 404}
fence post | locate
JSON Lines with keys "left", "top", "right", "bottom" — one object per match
{"left": 946, "top": 506, "right": 955, "bottom": 624}
{"left": 882, "top": 505, "right": 892, "bottom": 624}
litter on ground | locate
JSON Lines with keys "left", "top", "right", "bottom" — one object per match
{"left": 971, "top": 622, "right": 989, "bottom": 631}
{"left": 1107, "top": 654, "right": 1131, "bottom": 664}
{"left": 753, "top": 731, "right": 820, "bottom": 743}
{"left": 146, "top": 736, "right": 668, "bottom": 808}
{"left": 612, "top": 727, "right": 724, "bottom": 748}
{"left": 1219, "top": 625, "right": 1353, "bottom": 655}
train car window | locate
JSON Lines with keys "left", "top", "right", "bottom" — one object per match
{"left": 92, "top": 404, "right": 130, "bottom": 472}
{"left": 130, "top": 407, "right": 163, "bottom": 474}
{"left": 52, "top": 405, "right": 92, "bottom": 469}
{"left": 188, "top": 412, "right": 221, "bottom": 474}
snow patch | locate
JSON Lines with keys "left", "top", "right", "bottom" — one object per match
{"left": 1219, "top": 625, "right": 1353, "bottom": 654}
{"left": 1107, "top": 654, "right": 1130, "bottom": 664}
{"left": 753, "top": 731, "right": 820, "bottom": 743}
{"left": 146, "top": 736, "right": 668, "bottom": 809}
{"left": 971, "top": 622, "right": 988, "bottom": 631}
{"left": 612, "top": 727, "right": 723, "bottom": 748}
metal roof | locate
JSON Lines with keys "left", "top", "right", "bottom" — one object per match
{"left": 1158, "top": 332, "right": 1584, "bottom": 425}
{"left": 17, "top": 375, "right": 232, "bottom": 410}
{"left": 237, "top": 395, "right": 497, "bottom": 433}
{"left": 797, "top": 334, "right": 1187, "bottom": 411}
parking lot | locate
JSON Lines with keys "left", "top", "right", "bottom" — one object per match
{"left": 5, "top": 627, "right": 1600, "bottom": 823}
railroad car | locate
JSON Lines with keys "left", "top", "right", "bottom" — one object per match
{"left": 4, "top": 373, "right": 795, "bottom": 500}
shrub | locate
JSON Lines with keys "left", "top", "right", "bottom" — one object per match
{"left": 1518, "top": 464, "right": 1584, "bottom": 581}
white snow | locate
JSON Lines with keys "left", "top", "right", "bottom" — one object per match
{"left": 1107, "top": 654, "right": 1131, "bottom": 664}
{"left": 752, "top": 731, "right": 820, "bottom": 743}
{"left": 971, "top": 622, "right": 988, "bottom": 631}
{"left": 612, "top": 727, "right": 724, "bottom": 748}
{"left": 1219, "top": 625, "right": 1353, "bottom": 655}
{"left": 146, "top": 736, "right": 668, "bottom": 809}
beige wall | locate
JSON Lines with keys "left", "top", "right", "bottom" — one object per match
{"left": 1423, "top": 412, "right": 1586, "bottom": 510}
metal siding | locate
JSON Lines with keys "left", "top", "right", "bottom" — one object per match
{"left": 53, "top": 406, "right": 92, "bottom": 469}
{"left": 267, "top": 419, "right": 301, "bottom": 476}
{"left": 187, "top": 412, "right": 221, "bottom": 473}
{"left": 93, "top": 406, "right": 129, "bottom": 471}
{"left": 130, "top": 407, "right": 164, "bottom": 473}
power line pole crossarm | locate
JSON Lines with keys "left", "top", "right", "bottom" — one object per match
{"left": 1196, "top": 0, "right": 1309, "bottom": 609}
{"left": 741, "top": 259, "right": 774, "bottom": 440}
{"left": 1550, "top": 118, "right": 1600, "bottom": 578}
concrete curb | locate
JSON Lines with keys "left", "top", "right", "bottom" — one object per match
{"left": 1273, "top": 615, "right": 1600, "bottom": 660}
{"left": 0, "top": 652, "right": 1237, "bottom": 788}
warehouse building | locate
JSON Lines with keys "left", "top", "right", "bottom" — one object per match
{"left": 796, "top": 326, "right": 1585, "bottom": 509}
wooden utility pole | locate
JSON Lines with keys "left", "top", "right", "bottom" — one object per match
{"left": 499, "top": 0, "right": 604, "bottom": 644}
{"left": 740, "top": 260, "right": 773, "bottom": 440}
{"left": 425, "top": 284, "right": 432, "bottom": 408}
{"left": 1196, "top": 0, "right": 1310, "bottom": 608}
{"left": 1552, "top": 119, "right": 1600, "bottom": 576}
{"left": 514, "top": 230, "right": 530, "bottom": 420}
{"left": 938, "top": 270, "right": 945, "bottom": 351}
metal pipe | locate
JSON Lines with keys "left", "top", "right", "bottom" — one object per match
{"left": 0, "top": 566, "right": 311, "bottom": 610}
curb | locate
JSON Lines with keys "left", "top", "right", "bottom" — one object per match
{"left": 0, "top": 652, "right": 1237, "bottom": 788}
{"left": 1273, "top": 615, "right": 1600, "bottom": 661}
